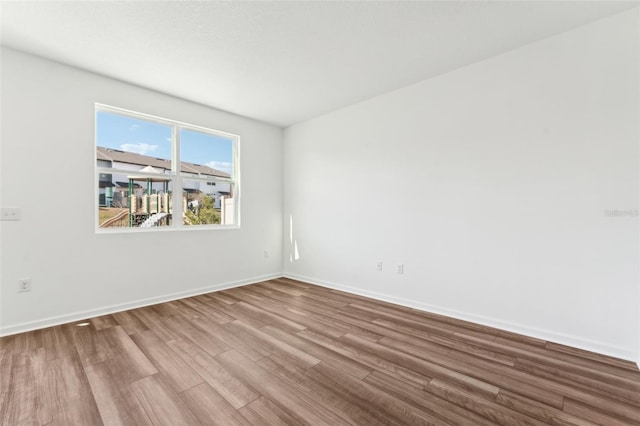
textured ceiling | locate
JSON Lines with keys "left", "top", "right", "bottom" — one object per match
{"left": 1, "top": 1, "right": 636, "bottom": 127}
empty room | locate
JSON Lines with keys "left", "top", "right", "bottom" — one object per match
{"left": 1, "top": 1, "right": 639, "bottom": 425}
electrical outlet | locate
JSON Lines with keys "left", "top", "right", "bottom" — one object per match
{"left": 376, "top": 261, "right": 383, "bottom": 271}
{"left": 397, "top": 264, "right": 404, "bottom": 275}
{"left": 18, "top": 278, "right": 32, "bottom": 292}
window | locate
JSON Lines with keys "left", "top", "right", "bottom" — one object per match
{"left": 95, "top": 104, "right": 239, "bottom": 231}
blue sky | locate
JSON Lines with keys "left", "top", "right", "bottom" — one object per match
{"left": 96, "top": 111, "right": 233, "bottom": 173}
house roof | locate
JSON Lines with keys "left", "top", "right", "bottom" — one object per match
{"left": 97, "top": 146, "right": 230, "bottom": 179}
{"left": 115, "top": 181, "right": 142, "bottom": 188}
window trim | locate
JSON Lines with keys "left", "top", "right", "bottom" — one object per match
{"left": 95, "top": 103, "right": 240, "bottom": 233}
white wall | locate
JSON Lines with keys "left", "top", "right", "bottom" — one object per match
{"left": 0, "top": 48, "right": 283, "bottom": 335}
{"left": 283, "top": 9, "right": 639, "bottom": 361}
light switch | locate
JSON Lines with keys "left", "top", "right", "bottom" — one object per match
{"left": 1, "top": 208, "right": 21, "bottom": 221}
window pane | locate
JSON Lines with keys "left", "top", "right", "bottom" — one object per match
{"left": 95, "top": 105, "right": 239, "bottom": 232}
{"left": 180, "top": 129, "right": 233, "bottom": 179}
{"left": 183, "top": 179, "right": 234, "bottom": 225}
{"left": 98, "top": 177, "right": 174, "bottom": 228}
{"left": 96, "top": 111, "right": 173, "bottom": 172}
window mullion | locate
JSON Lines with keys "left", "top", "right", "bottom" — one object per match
{"left": 173, "top": 125, "right": 183, "bottom": 228}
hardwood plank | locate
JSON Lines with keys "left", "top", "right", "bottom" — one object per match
{"left": 84, "top": 361, "right": 153, "bottom": 426}
{"left": 562, "top": 394, "right": 640, "bottom": 425}
{"left": 239, "top": 396, "right": 300, "bottom": 426}
{"left": 226, "top": 286, "right": 269, "bottom": 304}
{"left": 160, "top": 314, "right": 231, "bottom": 357}
{"left": 2, "top": 348, "right": 51, "bottom": 426}
{"left": 0, "top": 344, "right": 12, "bottom": 423}
{"left": 43, "top": 325, "right": 75, "bottom": 361}
{"left": 256, "top": 356, "right": 395, "bottom": 426}
{"left": 341, "top": 332, "right": 501, "bottom": 398}
{"left": 178, "top": 297, "right": 235, "bottom": 324}
{"left": 223, "top": 303, "right": 273, "bottom": 330}
{"left": 166, "top": 339, "right": 260, "bottom": 409}
{"left": 180, "top": 382, "right": 251, "bottom": 426}
{"left": 376, "top": 323, "right": 515, "bottom": 365}
{"left": 249, "top": 283, "right": 377, "bottom": 338}
{"left": 509, "top": 341, "right": 638, "bottom": 384}
{"left": 191, "top": 316, "right": 268, "bottom": 362}
{"left": 270, "top": 277, "right": 314, "bottom": 290}
{"left": 220, "top": 320, "right": 274, "bottom": 359}
{"left": 0, "top": 344, "right": 14, "bottom": 395}
{"left": 226, "top": 320, "right": 320, "bottom": 369}
{"left": 261, "top": 325, "right": 372, "bottom": 380}
{"left": 377, "top": 333, "right": 453, "bottom": 357}
{"left": 490, "top": 334, "right": 640, "bottom": 384}
{"left": 348, "top": 300, "right": 498, "bottom": 340}
{"left": 199, "top": 292, "right": 240, "bottom": 308}
{"left": 0, "top": 330, "right": 44, "bottom": 354}
{"left": 240, "top": 287, "right": 347, "bottom": 338}
{"left": 306, "top": 361, "right": 447, "bottom": 426}
{"left": 256, "top": 354, "right": 316, "bottom": 385}
{"left": 148, "top": 301, "right": 182, "bottom": 318}
{"left": 131, "top": 306, "right": 183, "bottom": 342}
{"left": 425, "top": 340, "right": 566, "bottom": 409}
{"left": 563, "top": 398, "right": 637, "bottom": 426}
{"left": 291, "top": 306, "right": 384, "bottom": 342}
{"left": 216, "top": 349, "right": 350, "bottom": 426}
{"left": 130, "top": 374, "right": 202, "bottom": 426}
{"left": 111, "top": 310, "right": 149, "bottom": 335}
{"left": 298, "top": 328, "right": 432, "bottom": 388}
{"left": 545, "top": 341, "right": 640, "bottom": 372}
{"left": 260, "top": 284, "right": 350, "bottom": 312}
{"left": 47, "top": 353, "right": 103, "bottom": 425}
{"left": 70, "top": 325, "right": 108, "bottom": 366}
{"left": 90, "top": 315, "right": 118, "bottom": 331}
{"left": 131, "top": 330, "right": 204, "bottom": 392}
{"left": 444, "top": 344, "right": 636, "bottom": 417}
{"left": 260, "top": 280, "right": 308, "bottom": 298}
{"left": 514, "top": 356, "right": 640, "bottom": 406}
{"left": 165, "top": 300, "right": 201, "bottom": 319}
{"left": 426, "top": 378, "right": 547, "bottom": 426}
{"left": 232, "top": 301, "right": 306, "bottom": 333}
{"left": 205, "top": 292, "right": 240, "bottom": 305}
{"left": 99, "top": 325, "right": 158, "bottom": 387}
{"left": 364, "top": 370, "right": 498, "bottom": 426}
{"left": 495, "top": 390, "right": 598, "bottom": 426}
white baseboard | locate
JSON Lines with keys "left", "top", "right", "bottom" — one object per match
{"left": 0, "top": 273, "right": 281, "bottom": 337}
{"left": 3, "top": 270, "right": 637, "bottom": 365}
{"left": 284, "top": 272, "right": 637, "bottom": 363}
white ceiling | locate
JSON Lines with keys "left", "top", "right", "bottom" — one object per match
{"left": 1, "top": 1, "right": 636, "bottom": 128}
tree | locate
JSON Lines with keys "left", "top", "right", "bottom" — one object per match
{"left": 185, "top": 194, "right": 220, "bottom": 225}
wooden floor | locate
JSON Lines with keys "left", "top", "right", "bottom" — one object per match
{"left": 1, "top": 278, "right": 639, "bottom": 425}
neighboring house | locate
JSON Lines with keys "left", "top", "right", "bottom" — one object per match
{"left": 97, "top": 146, "right": 231, "bottom": 208}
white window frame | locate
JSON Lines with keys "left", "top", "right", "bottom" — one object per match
{"left": 95, "top": 103, "right": 240, "bottom": 233}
